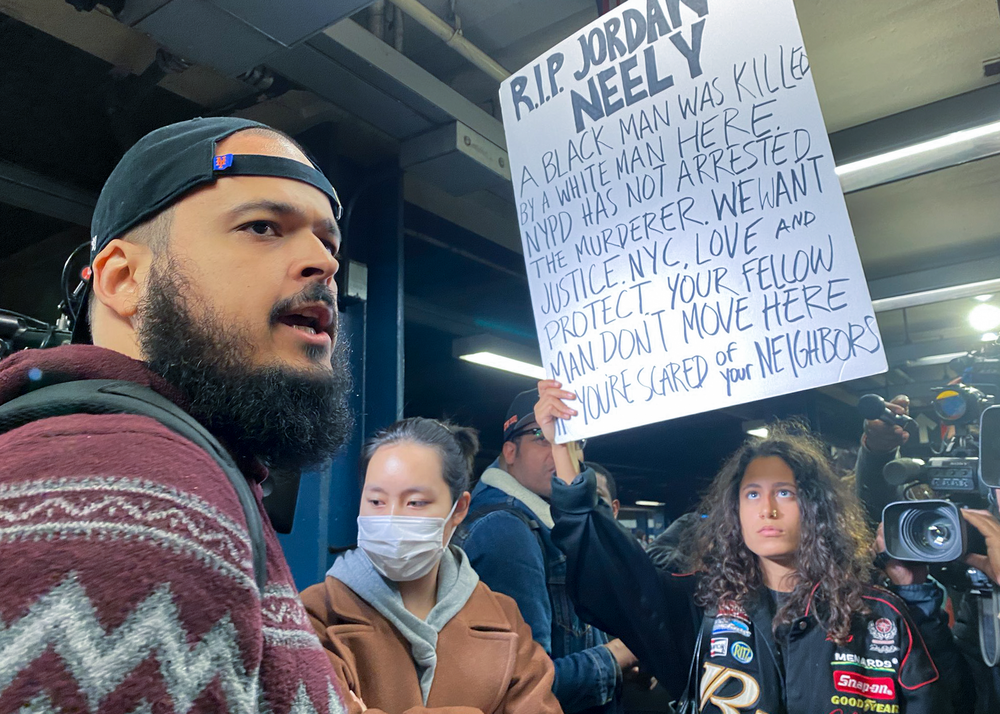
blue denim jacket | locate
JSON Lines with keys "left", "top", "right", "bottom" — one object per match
{"left": 462, "top": 477, "right": 621, "bottom": 714}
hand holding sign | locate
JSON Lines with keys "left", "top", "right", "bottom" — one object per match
{"left": 535, "top": 379, "right": 586, "bottom": 484}
{"left": 501, "top": 0, "right": 886, "bottom": 442}
{"left": 534, "top": 379, "right": 578, "bottom": 445}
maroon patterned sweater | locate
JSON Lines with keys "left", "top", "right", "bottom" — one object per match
{"left": 0, "top": 345, "right": 347, "bottom": 714}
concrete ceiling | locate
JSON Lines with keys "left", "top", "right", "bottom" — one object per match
{"left": 394, "top": 0, "right": 1000, "bottom": 131}
{"left": 847, "top": 154, "right": 1000, "bottom": 279}
{"left": 799, "top": 0, "right": 1000, "bottom": 132}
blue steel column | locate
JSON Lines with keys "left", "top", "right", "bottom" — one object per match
{"left": 362, "top": 166, "right": 405, "bottom": 432}
{"left": 275, "top": 151, "right": 405, "bottom": 589}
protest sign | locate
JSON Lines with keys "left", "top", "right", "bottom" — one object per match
{"left": 498, "top": 0, "right": 887, "bottom": 442}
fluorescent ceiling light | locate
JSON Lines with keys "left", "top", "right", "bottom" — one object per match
{"left": 459, "top": 352, "right": 545, "bottom": 380}
{"left": 746, "top": 427, "right": 769, "bottom": 438}
{"left": 903, "top": 351, "right": 969, "bottom": 367}
{"left": 454, "top": 334, "right": 545, "bottom": 380}
{"left": 635, "top": 500, "right": 665, "bottom": 507}
{"left": 981, "top": 332, "right": 998, "bottom": 342}
{"left": 871, "top": 278, "right": 1000, "bottom": 313}
{"left": 970, "top": 303, "right": 1000, "bottom": 332}
{"left": 835, "top": 119, "right": 1000, "bottom": 193}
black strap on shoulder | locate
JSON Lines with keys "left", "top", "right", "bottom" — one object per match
{"left": 454, "top": 502, "right": 549, "bottom": 582}
{"left": 979, "top": 588, "right": 1000, "bottom": 666}
{"left": 0, "top": 379, "right": 267, "bottom": 591}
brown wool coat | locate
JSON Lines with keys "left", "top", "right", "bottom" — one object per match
{"left": 301, "top": 575, "right": 563, "bottom": 714}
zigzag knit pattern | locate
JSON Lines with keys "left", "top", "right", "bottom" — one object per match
{"left": 0, "top": 346, "right": 348, "bottom": 714}
{"left": 0, "top": 473, "right": 346, "bottom": 713}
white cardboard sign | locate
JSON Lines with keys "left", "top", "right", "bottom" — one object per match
{"left": 499, "top": 0, "right": 887, "bottom": 442}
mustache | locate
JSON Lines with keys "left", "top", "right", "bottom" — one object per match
{"left": 269, "top": 283, "right": 338, "bottom": 330}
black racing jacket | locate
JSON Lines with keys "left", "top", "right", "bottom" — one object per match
{"left": 549, "top": 470, "right": 950, "bottom": 714}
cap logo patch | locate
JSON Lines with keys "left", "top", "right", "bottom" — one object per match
{"left": 214, "top": 154, "right": 234, "bottom": 170}
{"left": 504, "top": 415, "right": 518, "bottom": 431}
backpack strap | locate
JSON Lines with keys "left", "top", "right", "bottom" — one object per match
{"left": 0, "top": 379, "right": 267, "bottom": 591}
{"left": 454, "top": 501, "right": 550, "bottom": 583}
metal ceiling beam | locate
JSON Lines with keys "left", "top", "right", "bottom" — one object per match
{"left": 277, "top": 18, "right": 507, "bottom": 148}
{"left": 871, "top": 278, "right": 1000, "bottom": 313}
{"left": 830, "top": 83, "right": 1000, "bottom": 164}
{"left": 885, "top": 337, "right": 982, "bottom": 367}
{"left": 386, "top": 0, "right": 510, "bottom": 83}
{"left": 0, "top": 161, "right": 96, "bottom": 226}
{"left": 867, "top": 256, "right": 1000, "bottom": 301}
{"left": 831, "top": 84, "right": 1000, "bottom": 193}
{"left": 841, "top": 378, "right": 954, "bottom": 401}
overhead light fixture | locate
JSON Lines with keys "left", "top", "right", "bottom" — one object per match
{"left": 981, "top": 332, "right": 998, "bottom": 342}
{"left": 870, "top": 278, "right": 1000, "bottom": 313}
{"left": 970, "top": 303, "right": 1000, "bottom": 332}
{"left": 635, "top": 500, "right": 665, "bottom": 507}
{"left": 741, "top": 420, "right": 768, "bottom": 439}
{"left": 975, "top": 294, "right": 994, "bottom": 302}
{"left": 453, "top": 334, "right": 545, "bottom": 380}
{"left": 903, "top": 351, "right": 970, "bottom": 367}
{"left": 459, "top": 352, "right": 546, "bottom": 379}
{"left": 835, "top": 119, "right": 1000, "bottom": 193}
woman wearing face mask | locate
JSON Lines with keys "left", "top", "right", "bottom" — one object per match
{"left": 535, "top": 381, "right": 949, "bottom": 714}
{"left": 301, "top": 417, "right": 562, "bottom": 714}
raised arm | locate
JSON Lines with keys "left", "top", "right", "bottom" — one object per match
{"left": 535, "top": 380, "right": 701, "bottom": 697}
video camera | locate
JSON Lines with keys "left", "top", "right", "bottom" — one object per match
{"left": 863, "top": 341, "right": 1000, "bottom": 590}
{"left": 0, "top": 241, "right": 88, "bottom": 359}
{"left": 0, "top": 311, "right": 72, "bottom": 360}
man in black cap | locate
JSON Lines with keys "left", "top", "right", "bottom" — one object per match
{"left": 0, "top": 118, "right": 353, "bottom": 713}
{"left": 458, "top": 389, "right": 636, "bottom": 714}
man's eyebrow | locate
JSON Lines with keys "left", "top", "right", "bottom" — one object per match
{"left": 227, "top": 200, "right": 341, "bottom": 242}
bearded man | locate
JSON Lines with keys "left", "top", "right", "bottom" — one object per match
{"left": 0, "top": 117, "right": 354, "bottom": 713}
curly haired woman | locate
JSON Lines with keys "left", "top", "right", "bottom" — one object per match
{"left": 534, "top": 380, "right": 949, "bottom": 714}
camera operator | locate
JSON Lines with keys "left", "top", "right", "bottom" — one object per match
{"left": 858, "top": 395, "right": 1000, "bottom": 712}
{"left": 856, "top": 395, "right": 911, "bottom": 525}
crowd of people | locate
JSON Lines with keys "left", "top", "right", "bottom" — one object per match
{"left": 1, "top": 117, "right": 998, "bottom": 714}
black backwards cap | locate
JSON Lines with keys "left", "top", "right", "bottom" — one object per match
{"left": 503, "top": 388, "right": 541, "bottom": 442}
{"left": 72, "top": 116, "right": 343, "bottom": 344}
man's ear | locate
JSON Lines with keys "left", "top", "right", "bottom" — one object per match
{"left": 91, "top": 239, "right": 152, "bottom": 319}
{"left": 501, "top": 440, "right": 518, "bottom": 466}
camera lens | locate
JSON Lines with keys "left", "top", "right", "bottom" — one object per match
{"left": 922, "top": 520, "right": 951, "bottom": 548}
{"left": 933, "top": 389, "right": 967, "bottom": 422}
{"left": 896, "top": 504, "right": 963, "bottom": 561}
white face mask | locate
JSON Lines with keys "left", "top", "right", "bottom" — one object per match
{"left": 357, "top": 501, "right": 459, "bottom": 582}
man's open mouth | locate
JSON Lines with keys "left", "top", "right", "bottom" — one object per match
{"left": 276, "top": 303, "right": 335, "bottom": 338}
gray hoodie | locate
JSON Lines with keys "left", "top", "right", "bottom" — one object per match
{"left": 328, "top": 546, "right": 480, "bottom": 704}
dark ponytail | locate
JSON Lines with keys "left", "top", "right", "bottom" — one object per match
{"left": 361, "top": 417, "right": 480, "bottom": 503}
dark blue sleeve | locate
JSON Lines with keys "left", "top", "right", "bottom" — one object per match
{"left": 550, "top": 470, "right": 700, "bottom": 698}
{"left": 550, "top": 645, "right": 621, "bottom": 713}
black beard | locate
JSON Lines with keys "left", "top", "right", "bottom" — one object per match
{"left": 137, "top": 259, "right": 354, "bottom": 473}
